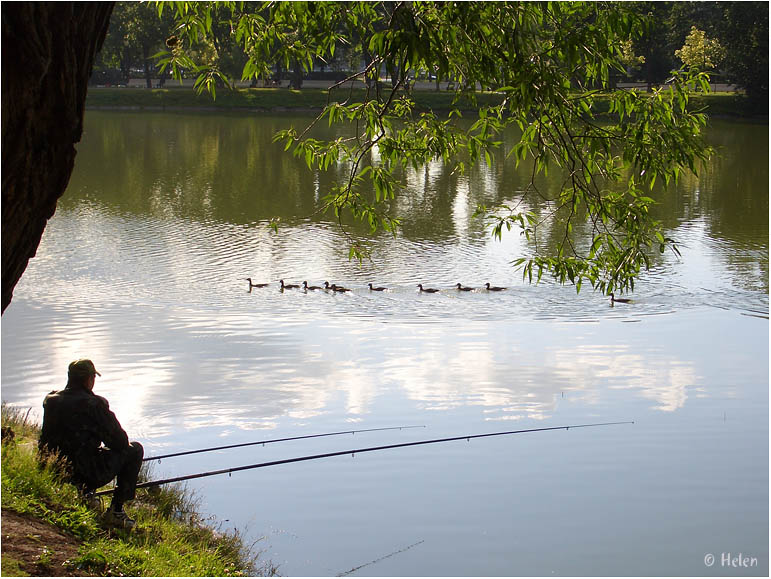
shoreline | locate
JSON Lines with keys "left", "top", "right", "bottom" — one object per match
{"left": 1, "top": 404, "right": 274, "bottom": 577}
{"left": 85, "top": 86, "right": 766, "bottom": 120}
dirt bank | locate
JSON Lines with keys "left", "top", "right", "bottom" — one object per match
{"left": 1, "top": 508, "right": 94, "bottom": 576}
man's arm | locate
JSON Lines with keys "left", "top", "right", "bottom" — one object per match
{"left": 90, "top": 395, "right": 129, "bottom": 451}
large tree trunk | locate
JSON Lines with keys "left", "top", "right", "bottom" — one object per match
{"left": 1, "top": 2, "right": 113, "bottom": 313}
{"left": 289, "top": 59, "right": 303, "bottom": 89}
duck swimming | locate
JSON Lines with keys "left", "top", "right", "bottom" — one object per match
{"left": 484, "top": 283, "right": 507, "bottom": 291}
{"left": 303, "top": 281, "right": 323, "bottom": 290}
{"left": 368, "top": 283, "right": 388, "bottom": 291}
{"left": 245, "top": 278, "right": 269, "bottom": 289}
{"left": 609, "top": 292, "right": 631, "bottom": 304}
{"left": 280, "top": 279, "right": 300, "bottom": 289}
{"left": 417, "top": 284, "right": 440, "bottom": 293}
{"left": 324, "top": 281, "right": 350, "bottom": 292}
{"left": 455, "top": 283, "right": 474, "bottom": 291}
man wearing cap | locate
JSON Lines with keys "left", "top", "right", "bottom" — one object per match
{"left": 39, "top": 359, "right": 144, "bottom": 529}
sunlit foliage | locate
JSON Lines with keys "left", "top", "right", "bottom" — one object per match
{"left": 675, "top": 26, "right": 725, "bottom": 72}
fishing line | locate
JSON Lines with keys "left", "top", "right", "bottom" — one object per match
{"left": 337, "top": 540, "right": 425, "bottom": 576}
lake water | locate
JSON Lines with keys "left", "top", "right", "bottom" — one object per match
{"left": 1, "top": 111, "right": 768, "bottom": 576}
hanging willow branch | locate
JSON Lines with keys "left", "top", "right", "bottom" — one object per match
{"left": 156, "top": 1, "right": 712, "bottom": 294}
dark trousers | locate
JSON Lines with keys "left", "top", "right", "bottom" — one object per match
{"left": 74, "top": 441, "right": 144, "bottom": 505}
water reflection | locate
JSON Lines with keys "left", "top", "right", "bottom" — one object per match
{"left": 2, "top": 111, "right": 767, "bottom": 576}
{"left": 5, "top": 296, "right": 749, "bottom": 441}
{"left": 64, "top": 112, "right": 768, "bottom": 298}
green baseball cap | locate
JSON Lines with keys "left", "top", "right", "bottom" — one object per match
{"left": 68, "top": 359, "right": 101, "bottom": 377}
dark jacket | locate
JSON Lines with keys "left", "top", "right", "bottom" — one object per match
{"left": 39, "top": 385, "right": 129, "bottom": 465}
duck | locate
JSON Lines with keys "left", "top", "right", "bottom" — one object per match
{"left": 303, "top": 281, "right": 322, "bottom": 291}
{"left": 279, "top": 279, "right": 300, "bottom": 289}
{"left": 484, "top": 283, "right": 507, "bottom": 291}
{"left": 417, "top": 284, "right": 440, "bottom": 293}
{"left": 455, "top": 283, "right": 474, "bottom": 291}
{"left": 245, "top": 278, "right": 269, "bottom": 289}
{"left": 609, "top": 292, "right": 631, "bottom": 304}
{"left": 324, "top": 281, "right": 351, "bottom": 292}
{"left": 368, "top": 283, "right": 388, "bottom": 291}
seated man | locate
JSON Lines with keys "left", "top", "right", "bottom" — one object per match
{"left": 39, "top": 359, "right": 143, "bottom": 529}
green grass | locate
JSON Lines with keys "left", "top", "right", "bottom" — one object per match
{"left": 1, "top": 403, "right": 276, "bottom": 577}
{"left": 1, "top": 555, "right": 29, "bottom": 577}
{"left": 687, "top": 92, "right": 763, "bottom": 118}
{"left": 85, "top": 85, "right": 759, "bottom": 118}
{"left": 85, "top": 85, "right": 506, "bottom": 112}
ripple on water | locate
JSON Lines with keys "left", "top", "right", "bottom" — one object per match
{"left": 11, "top": 202, "right": 769, "bottom": 323}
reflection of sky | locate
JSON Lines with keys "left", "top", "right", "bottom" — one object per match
{"left": 5, "top": 295, "right": 763, "bottom": 449}
{"left": 550, "top": 343, "right": 698, "bottom": 412}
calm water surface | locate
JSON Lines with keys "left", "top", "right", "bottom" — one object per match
{"left": 2, "top": 111, "right": 768, "bottom": 576}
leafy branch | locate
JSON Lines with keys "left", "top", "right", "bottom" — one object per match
{"left": 157, "top": 1, "right": 712, "bottom": 293}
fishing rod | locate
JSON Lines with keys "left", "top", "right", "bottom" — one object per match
{"left": 96, "top": 421, "right": 632, "bottom": 496}
{"left": 143, "top": 425, "right": 426, "bottom": 462}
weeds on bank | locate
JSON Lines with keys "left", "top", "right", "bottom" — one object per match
{"left": 1, "top": 555, "right": 27, "bottom": 577}
{"left": 1, "top": 406, "right": 100, "bottom": 540}
{"left": 2, "top": 403, "right": 275, "bottom": 576}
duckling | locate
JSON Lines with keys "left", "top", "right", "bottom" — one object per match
{"left": 303, "top": 281, "right": 322, "bottom": 291}
{"left": 609, "top": 292, "right": 631, "bottom": 304}
{"left": 417, "top": 284, "right": 440, "bottom": 293}
{"left": 324, "top": 281, "right": 351, "bottom": 292}
{"left": 484, "top": 283, "right": 507, "bottom": 291}
{"left": 455, "top": 283, "right": 474, "bottom": 291}
{"left": 280, "top": 279, "right": 300, "bottom": 289}
{"left": 368, "top": 283, "right": 388, "bottom": 291}
{"left": 246, "top": 278, "right": 269, "bottom": 289}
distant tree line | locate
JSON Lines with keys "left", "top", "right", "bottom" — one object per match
{"left": 92, "top": 1, "right": 767, "bottom": 105}
{"left": 628, "top": 1, "right": 767, "bottom": 106}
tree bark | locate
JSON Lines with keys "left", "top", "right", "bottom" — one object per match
{"left": 289, "top": 59, "right": 303, "bottom": 89}
{"left": 1, "top": 2, "right": 113, "bottom": 313}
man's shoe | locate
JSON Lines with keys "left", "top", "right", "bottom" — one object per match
{"left": 82, "top": 491, "right": 102, "bottom": 511}
{"left": 103, "top": 507, "right": 135, "bottom": 530}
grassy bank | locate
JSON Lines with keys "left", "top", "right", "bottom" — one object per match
{"left": 85, "top": 85, "right": 760, "bottom": 118}
{"left": 1, "top": 404, "right": 275, "bottom": 577}
{"left": 85, "top": 85, "right": 504, "bottom": 112}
